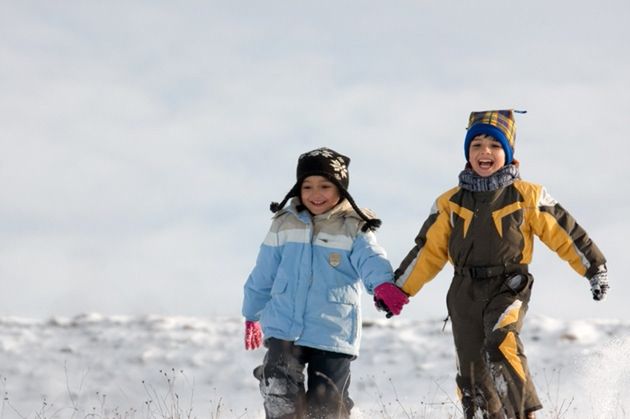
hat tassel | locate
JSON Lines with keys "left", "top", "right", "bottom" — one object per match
{"left": 270, "top": 185, "right": 299, "bottom": 213}
{"left": 342, "top": 191, "right": 382, "bottom": 232}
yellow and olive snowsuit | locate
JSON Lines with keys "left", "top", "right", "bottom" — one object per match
{"left": 395, "top": 176, "right": 606, "bottom": 418}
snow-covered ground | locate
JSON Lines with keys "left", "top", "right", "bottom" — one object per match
{"left": 1, "top": 314, "right": 629, "bottom": 419}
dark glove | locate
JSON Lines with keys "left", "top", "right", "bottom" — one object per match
{"left": 373, "top": 282, "right": 409, "bottom": 318}
{"left": 589, "top": 267, "right": 609, "bottom": 301}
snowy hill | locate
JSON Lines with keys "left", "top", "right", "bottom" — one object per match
{"left": 1, "top": 314, "right": 629, "bottom": 419}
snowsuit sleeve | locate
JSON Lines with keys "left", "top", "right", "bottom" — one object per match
{"left": 394, "top": 188, "right": 456, "bottom": 296}
{"left": 521, "top": 183, "right": 607, "bottom": 278}
{"left": 349, "top": 230, "right": 395, "bottom": 294}
{"left": 241, "top": 220, "right": 282, "bottom": 321}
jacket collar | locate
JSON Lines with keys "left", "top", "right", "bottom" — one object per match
{"left": 276, "top": 198, "right": 356, "bottom": 224}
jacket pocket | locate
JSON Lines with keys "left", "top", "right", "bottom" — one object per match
{"left": 270, "top": 273, "right": 288, "bottom": 295}
{"left": 322, "top": 284, "right": 359, "bottom": 344}
{"left": 504, "top": 273, "right": 533, "bottom": 295}
{"left": 327, "top": 283, "right": 359, "bottom": 305}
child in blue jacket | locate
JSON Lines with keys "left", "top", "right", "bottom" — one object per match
{"left": 242, "top": 147, "right": 408, "bottom": 419}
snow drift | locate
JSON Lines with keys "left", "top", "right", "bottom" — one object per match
{"left": 1, "top": 314, "right": 628, "bottom": 418}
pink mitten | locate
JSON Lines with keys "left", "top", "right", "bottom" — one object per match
{"left": 244, "top": 320, "right": 262, "bottom": 350}
{"left": 373, "top": 283, "right": 409, "bottom": 316}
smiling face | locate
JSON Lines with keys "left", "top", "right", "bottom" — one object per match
{"left": 468, "top": 134, "right": 506, "bottom": 177}
{"left": 300, "top": 175, "right": 341, "bottom": 215}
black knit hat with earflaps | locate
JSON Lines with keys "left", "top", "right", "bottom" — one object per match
{"left": 270, "top": 147, "right": 381, "bottom": 232}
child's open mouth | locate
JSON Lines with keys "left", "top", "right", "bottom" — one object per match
{"left": 311, "top": 200, "right": 327, "bottom": 206}
{"left": 478, "top": 159, "right": 494, "bottom": 169}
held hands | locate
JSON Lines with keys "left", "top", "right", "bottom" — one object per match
{"left": 589, "top": 268, "right": 609, "bottom": 301}
{"left": 244, "top": 320, "right": 262, "bottom": 350}
{"left": 373, "top": 282, "right": 409, "bottom": 318}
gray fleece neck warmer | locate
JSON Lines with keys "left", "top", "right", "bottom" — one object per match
{"left": 458, "top": 164, "right": 520, "bottom": 192}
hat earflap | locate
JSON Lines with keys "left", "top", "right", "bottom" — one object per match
{"left": 270, "top": 183, "right": 299, "bottom": 213}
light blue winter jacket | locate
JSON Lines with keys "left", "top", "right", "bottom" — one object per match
{"left": 242, "top": 198, "right": 394, "bottom": 356}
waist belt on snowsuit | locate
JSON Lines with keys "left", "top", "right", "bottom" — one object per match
{"left": 453, "top": 264, "right": 528, "bottom": 279}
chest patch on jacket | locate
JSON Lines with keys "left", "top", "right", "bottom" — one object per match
{"left": 329, "top": 252, "right": 341, "bottom": 267}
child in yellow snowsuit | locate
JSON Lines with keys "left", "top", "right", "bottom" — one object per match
{"left": 395, "top": 110, "right": 609, "bottom": 419}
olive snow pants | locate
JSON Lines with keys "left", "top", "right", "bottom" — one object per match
{"left": 446, "top": 271, "right": 542, "bottom": 419}
{"left": 254, "top": 338, "right": 354, "bottom": 419}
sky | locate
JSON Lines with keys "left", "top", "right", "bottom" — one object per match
{"left": 1, "top": 0, "right": 629, "bottom": 321}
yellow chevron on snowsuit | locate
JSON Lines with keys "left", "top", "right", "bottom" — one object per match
{"left": 493, "top": 301, "right": 527, "bottom": 382}
{"left": 491, "top": 202, "right": 521, "bottom": 238}
{"left": 451, "top": 202, "right": 475, "bottom": 238}
{"left": 395, "top": 179, "right": 606, "bottom": 296}
{"left": 493, "top": 300, "right": 523, "bottom": 331}
{"left": 499, "top": 331, "right": 526, "bottom": 381}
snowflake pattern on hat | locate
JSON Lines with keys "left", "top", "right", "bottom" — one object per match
{"left": 300, "top": 148, "right": 348, "bottom": 181}
{"left": 301, "top": 148, "right": 334, "bottom": 159}
{"left": 330, "top": 158, "right": 348, "bottom": 181}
